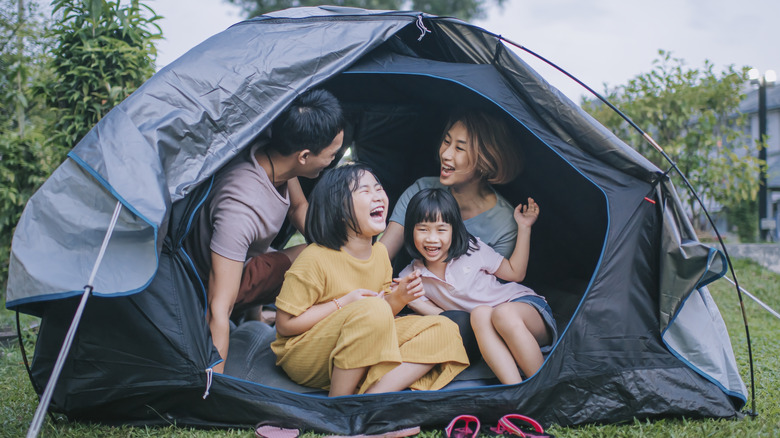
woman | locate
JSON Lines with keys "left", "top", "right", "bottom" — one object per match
{"left": 380, "top": 109, "right": 524, "bottom": 361}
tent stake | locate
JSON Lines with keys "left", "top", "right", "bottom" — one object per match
{"left": 723, "top": 277, "right": 780, "bottom": 321}
{"left": 27, "top": 201, "right": 124, "bottom": 438}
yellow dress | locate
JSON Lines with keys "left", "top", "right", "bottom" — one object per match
{"left": 271, "top": 242, "right": 469, "bottom": 393}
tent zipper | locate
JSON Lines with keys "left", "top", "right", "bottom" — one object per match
{"left": 203, "top": 368, "right": 214, "bottom": 399}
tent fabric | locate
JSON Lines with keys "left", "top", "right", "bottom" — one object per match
{"left": 7, "top": 10, "right": 416, "bottom": 308}
{"left": 7, "top": 6, "right": 746, "bottom": 433}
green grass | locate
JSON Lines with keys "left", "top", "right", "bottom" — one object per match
{"left": 2, "top": 258, "right": 779, "bottom": 437}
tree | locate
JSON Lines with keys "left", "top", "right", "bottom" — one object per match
{"left": 224, "top": 0, "right": 504, "bottom": 20}
{"left": 42, "top": 0, "right": 162, "bottom": 151}
{"left": 581, "top": 50, "right": 762, "bottom": 237}
{"left": 1, "top": 0, "right": 56, "bottom": 286}
{"left": 1, "top": 0, "right": 162, "bottom": 287}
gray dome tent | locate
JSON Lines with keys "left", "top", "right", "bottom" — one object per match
{"left": 6, "top": 6, "right": 746, "bottom": 434}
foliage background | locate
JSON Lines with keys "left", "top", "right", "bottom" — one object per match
{"left": 581, "top": 50, "right": 763, "bottom": 239}
{"left": 0, "top": 0, "right": 57, "bottom": 288}
{"left": 0, "top": 0, "right": 160, "bottom": 288}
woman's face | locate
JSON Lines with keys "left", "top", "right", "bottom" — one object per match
{"left": 439, "top": 121, "right": 479, "bottom": 187}
{"left": 413, "top": 215, "right": 453, "bottom": 267}
{"left": 350, "top": 171, "right": 389, "bottom": 239}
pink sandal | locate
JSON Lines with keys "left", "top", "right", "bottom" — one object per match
{"left": 255, "top": 423, "right": 300, "bottom": 438}
{"left": 445, "top": 415, "right": 480, "bottom": 438}
{"left": 488, "top": 414, "right": 554, "bottom": 438}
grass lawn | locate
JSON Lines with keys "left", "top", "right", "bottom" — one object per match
{"left": 1, "top": 258, "right": 779, "bottom": 437}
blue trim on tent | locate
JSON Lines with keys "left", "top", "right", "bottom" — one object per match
{"left": 341, "top": 69, "right": 613, "bottom": 366}
{"left": 662, "top": 335, "right": 747, "bottom": 405}
{"left": 5, "top": 154, "right": 163, "bottom": 309}
{"left": 177, "top": 176, "right": 215, "bottom": 248}
{"left": 67, "top": 152, "right": 161, "bottom": 297}
{"left": 660, "top": 246, "right": 747, "bottom": 405}
{"left": 175, "top": 175, "right": 214, "bottom": 316}
{"left": 697, "top": 247, "right": 728, "bottom": 289}
{"left": 180, "top": 248, "right": 208, "bottom": 317}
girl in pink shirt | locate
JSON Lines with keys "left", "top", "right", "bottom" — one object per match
{"left": 400, "top": 188, "right": 556, "bottom": 384}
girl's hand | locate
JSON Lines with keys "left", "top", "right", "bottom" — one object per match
{"left": 514, "top": 197, "right": 540, "bottom": 228}
{"left": 340, "top": 288, "right": 381, "bottom": 306}
{"left": 390, "top": 270, "right": 424, "bottom": 305}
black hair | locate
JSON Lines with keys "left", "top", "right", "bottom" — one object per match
{"left": 305, "top": 163, "right": 382, "bottom": 250}
{"left": 269, "top": 89, "right": 345, "bottom": 156}
{"left": 403, "top": 188, "right": 478, "bottom": 262}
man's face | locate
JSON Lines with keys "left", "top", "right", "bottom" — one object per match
{"left": 301, "top": 130, "right": 344, "bottom": 179}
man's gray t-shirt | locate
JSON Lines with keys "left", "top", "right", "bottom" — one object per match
{"left": 389, "top": 177, "right": 518, "bottom": 258}
{"left": 187, "top": 139, "right": 290, "bottom": 281}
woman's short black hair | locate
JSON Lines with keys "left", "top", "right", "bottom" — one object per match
{"left": 403, "top": 188, "right": 478, "bottom": 262}
{"left": 305, "top": 162, "right": 380, "bottom": 250}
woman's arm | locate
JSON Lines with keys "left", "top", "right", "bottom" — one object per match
{"left": 494, "top": 198, "right": 539, "bottom": 283}
{"left": 276, "top": 289, "right": 381, "bottom": 337}
{"left": 379, "top": 221, "right": 405, "bottom": 261}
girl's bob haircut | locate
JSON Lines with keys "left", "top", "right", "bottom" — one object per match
{"left": 305, "top": 162, "right": 382, "bottom": 250}
{"left": 440, "top": 108, "right": 524, "bottom": 185}
{"left": 403, "top": 188, "right": 478, "bottom": 262}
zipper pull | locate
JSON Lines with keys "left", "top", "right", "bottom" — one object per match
{"left": 202, "top": 367, "right": 213, "bottom": 399}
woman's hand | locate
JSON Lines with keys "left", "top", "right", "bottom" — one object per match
{"left": 514, "top": 197, "right": 540, "bottom": 229}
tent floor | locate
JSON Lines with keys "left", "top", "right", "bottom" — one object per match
{"left": 224, "top": 320, "right": 508, "bottom": 394}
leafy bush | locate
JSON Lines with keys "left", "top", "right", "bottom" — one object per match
{"left": 42, "top": 0, "right": 161, "bottom": 149}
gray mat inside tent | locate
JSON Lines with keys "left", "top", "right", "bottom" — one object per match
{"left": 224, "top": 321, "right": 500, "bottom": 392}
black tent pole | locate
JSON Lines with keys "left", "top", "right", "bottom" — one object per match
{"left": 26, "top": 201, "right": 124, "bottom": 438}
{"left": 495, "top": 35, "right": 757, "bottom": 417}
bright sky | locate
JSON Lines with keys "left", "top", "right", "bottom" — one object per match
{"left": 150, "top": 0, "right": 779, "bottom": 104}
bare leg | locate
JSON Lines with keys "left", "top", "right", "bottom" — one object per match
{"left": 492, "top": 302, "right": 550, "bottom": 378}
{"left": 471, "top": 305, "right": 523, "bottom": 384}
{"left": 330, "top": 366, "right": 367, "bottom": 397}
{"left": 364, "top": 363, "right": 435, "bottom": 394}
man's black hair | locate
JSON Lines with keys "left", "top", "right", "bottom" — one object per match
{"left": 403, "top": 188, "right": 478, "bottom": 262}
{"left": 270, "top": 89, "right": 345, "bottom": 156}
{"left": 305, "top": 163, "right": 381, "bottom": 250}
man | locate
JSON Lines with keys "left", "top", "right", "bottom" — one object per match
{"left": 185, "top": 89, "right": 345, "bottom": 373}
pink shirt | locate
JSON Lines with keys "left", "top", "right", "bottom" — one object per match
{"left": 399, "top": 238, "right": 540, "bottom": 312}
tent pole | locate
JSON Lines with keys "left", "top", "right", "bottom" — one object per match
{"left": 496, "top": 34, "right": 758, "bottom": 416}
{"left": 26, "top": 201, "right": 124, "bottom": 438}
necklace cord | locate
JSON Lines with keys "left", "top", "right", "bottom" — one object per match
{"left": 264, "top": 148, "right": 276, "bottom": 185}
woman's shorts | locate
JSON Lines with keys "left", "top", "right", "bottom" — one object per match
{"left": 510, "top": 295, "right": 558, "bottom": 353}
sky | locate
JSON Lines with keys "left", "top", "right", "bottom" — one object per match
{"left": 150, "top": 0, "right": 779, "bottom": 104}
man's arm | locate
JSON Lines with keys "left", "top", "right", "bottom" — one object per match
{"left": 287, "top": 177, "right": 308, "bottom": 234}
{"left": 207, "top": 251, "right": 244, "bottom": 374}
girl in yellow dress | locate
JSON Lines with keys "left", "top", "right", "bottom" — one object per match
{"left": 271, "top": 163, "right": 469, "bottom": 396}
